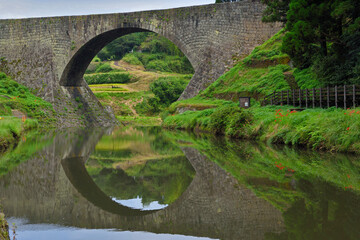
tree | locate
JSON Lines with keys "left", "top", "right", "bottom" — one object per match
{"left": 261, "top": 0, "right": 290, "bottom": 24}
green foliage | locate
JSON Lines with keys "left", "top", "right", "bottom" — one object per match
{"left": 131, "top": 52, "right": 193, "bottom": 74}
{"left": 95, "top": 32, "right": 194, "bottom": 74}
{"left": 95, "top": 63, "right": 113, "bottom": 73}
{"left": 84, "top": 72, "right": 131, "bottom": 84}
{"left": 122, "top": 53, "right": 143, "bottom": 66}
{"left": 150, "top": 77, "right": 189, "bottom": 106}
{"left": 97, "top": 32, "right": 149, "bottom": 61}
{"left": 293, "top": 67, "right": 320, "bottom": 89}
{"left": 208, "top": 105, "right": 253, "bottom": 135}
{"left": 164, "top": 103, "right": 253, "bottom": 137}
{"left": 0, "top": 72, "right": 54, "bottom": 123}
{"left": 261, "top": 0, "right": 290, "bottom": 23}
{"left": 281, "top": 0, "right": 360, "bottom": 85}
{"left": 135, "top": 96, "right": 162, "bottom": 116}
{"left": 135, "top": 76, "right": 190, "bottom": 116}
{"left": 243, "top": 29, "right": 288, "bottom": 64}
{"left": 201, "top": 64, "right": 291, "bottom": 100}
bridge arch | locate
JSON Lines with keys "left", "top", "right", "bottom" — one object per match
{"left": 0, "top": 1, "right": 281, "bottom": 126}
{"left": 60, "top": 27, "right": 194, "bottom": 87}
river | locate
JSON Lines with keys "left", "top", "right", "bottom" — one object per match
{"left": 0, "top": 126, "right": 359, "bottom": 239}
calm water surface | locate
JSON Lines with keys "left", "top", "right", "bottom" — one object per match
{"left": 0, "top": 126, "right": 359, "bottom": 239}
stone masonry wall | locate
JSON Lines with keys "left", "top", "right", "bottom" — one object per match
{"left": 0, "top": 1, "right": 281, "bottom": 126}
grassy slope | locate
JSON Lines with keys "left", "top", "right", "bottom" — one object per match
{"left": 0, "top": 72, "right": 55, "bottom": 151}
{"left": 163, "top": 29, "right": 360, "bottom": 153}
{"left": 89, "top": 60, "right": 191, "bottom": 126}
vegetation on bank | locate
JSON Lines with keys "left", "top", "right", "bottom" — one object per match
{"left": 164, "top": 104, "right": 360, "bottom": 153}
{"left": 0, "top": 72, "right": 55, "bottom": 152}
{"left": 162, "top": 21, "right": 359, "bottom": 153}
{"left": 0, "top": 211, "right": 9, "bottom": 240}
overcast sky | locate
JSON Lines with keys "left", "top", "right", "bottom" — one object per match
{"left": 0, "top": 0, "right": 215, "bottom": 19}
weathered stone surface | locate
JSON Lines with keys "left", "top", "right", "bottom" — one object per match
{"left": 0, "top": 1, "right": 281, "bottom": 126}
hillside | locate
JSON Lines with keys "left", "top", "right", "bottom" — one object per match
{"left": 163, "top": 29, "right": 360, "bottom": 153}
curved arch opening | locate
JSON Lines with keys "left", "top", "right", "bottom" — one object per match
{"left": 60, "top": 28, "right": 194, "bottom": 123}
{"left": 84, "top": 127, "right": 196, "bottom": 212}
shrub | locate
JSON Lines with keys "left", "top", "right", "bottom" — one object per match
{"left": 84, "top": 72, "right": 131, "bottom": 84}
{"left": 95, "top": 63, "right": 113, "bottom": 73}
{"left": 122, "top": 53, "right": 143, "bottom": 66}
{"left": 150, "top": 77, "right": 188, "bottom": 106}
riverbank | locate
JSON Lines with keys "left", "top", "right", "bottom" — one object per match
{"left": 163, "top": 103, "right": 360, "bottom": 153}
{"left": 0, "top": 72, "right": 55, "bottom": 152}
{"left": 0, "top": 212, "right": 9, "bottom": 240}
{"left": 161, "top": 28, "right": 360, "bottom": 154}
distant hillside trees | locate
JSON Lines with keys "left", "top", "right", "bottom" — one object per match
{"left": 97, "top": 33, "right": 194, "bottom": 74}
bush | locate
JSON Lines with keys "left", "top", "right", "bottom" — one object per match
{"left": 135, "top": 96, "right": 161, "bottom": 116}
{"left": 150, "top": 77, "right": 188, "bottom": 106}
{"left": 95, "top": 63, "right": 113, "bottom": 73}
{"left": 209, "top": 105, "right": 252, "bottom": 134}
{"left": 84, "top": 72, "right": 131, "bottom": 84}
{"left": 122, "top": 53, "right": 143, "bottom": 66}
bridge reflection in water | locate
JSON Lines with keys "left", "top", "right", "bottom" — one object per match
{"left": 0, "top": 128, "right": 284, "bottom": 239}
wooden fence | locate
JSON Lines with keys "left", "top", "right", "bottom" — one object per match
{"left": 262, "top": 85, "right": 360, "bottom": 109}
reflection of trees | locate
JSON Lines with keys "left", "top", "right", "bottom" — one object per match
{"left": 265, "top": 178, "right": 360, "bottom": 240}
{"left": 87, "top": 156, "right": 195, "bottom": 206}
{"left": 166, "top": 130, "right": 360, "bottom": 239}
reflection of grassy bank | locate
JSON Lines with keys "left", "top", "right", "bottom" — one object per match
{"left": 167, "top": 131, "right": 360, "bottom": 238}
{"left": 86, "top": 127, "right": 195, "bottom": 206}
{"left": 166, "top": 131, "right": 360, "bottom": 207}
{"left": 0, "top": 132, "right": 52, "bottom": 176}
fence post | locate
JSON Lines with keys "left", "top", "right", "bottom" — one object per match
{"left": 299, "top": 89, "right": 302, "bottom": 107}
{"left": 319, "top": 88, "right": 322, "bottom": 108}
{"left": 327, "top": 86, "right": 330, "bottom": 108}
{"left": 287, "top": 90, "right": 289, "bottom": 105}
{"left": 305, "top": 89, "right": 308, "bottom": 108}
{"left": 293, "top": 90, "right": 295, "bottom": 106}
{"left": 353, "top": 85, "right": 356, "bottom": 108}
{"left": 344, "top": 85, "right": 347, "bottom": 109}
{"left": 312, "top": 88, "right": 315, "bottom": 108}
{"left": 335, "top": 86, "right": 338, "bottom": 108}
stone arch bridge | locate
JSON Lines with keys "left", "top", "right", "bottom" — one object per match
{"left": 0, "top": 1, "right": 280, "bottom": 126}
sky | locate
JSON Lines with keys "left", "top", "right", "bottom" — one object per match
{"left": 0, "top": 0, "right": 215, "bottom": 19}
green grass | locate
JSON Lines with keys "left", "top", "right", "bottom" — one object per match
{"left": 161, "top": 28, "right": 360, "bottom": 152}
{"left": 91, "top": 88, "right": 128, "bottom": 92}
{"left": 117, "top": 116, "right": 161, "bottom": 126}
{"left": 0, "top": 72, "right": 55, "bottom": 123}
{"left": 243, "top": 29, "right": 289, "bottom": 65}
{"left": 164, "top": 104, "right": 360, "bottom": 153}
{"left": 84, "top": 72, "right": 132, "bottom": 84}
